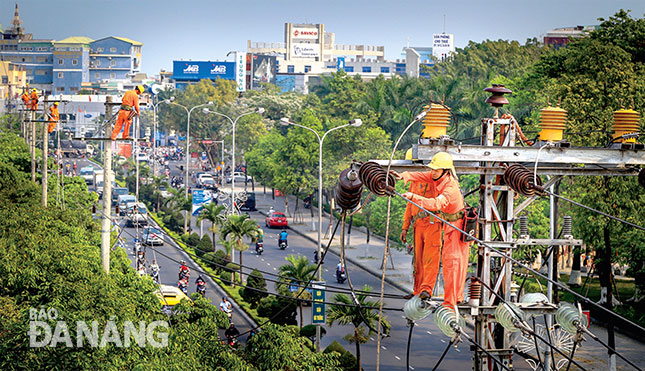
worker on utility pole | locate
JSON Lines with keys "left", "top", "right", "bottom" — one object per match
{"left": 29, "top": 88, "right": 39, "bottom": 111}
{"left": 400, "top": 151, "right": 443, "bottom": 300}
{"left": 20, "top": 87, "right": 29, "bottom": 107}
{"left": 110, "top": 85, "right": 144, "bottom": 140}
{"left": 47, "top": 102, "right": 59, "bottom": 133}
{"left": 393, "top": 152, "right": 472, "bottom": 307}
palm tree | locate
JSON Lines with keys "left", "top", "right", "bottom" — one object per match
{"left": 150, "top": 175, "right": 169, "bottom": 212}
{"left": 278, "top": 255, "right": 317, "bottom": 329}
{"left": 220, "top": 214, "right": 258, "bottom": 285}
{"left": 197, "top": 203, "right": 227, "bottom": 252}
{"left": 326, "top": 285, "right": 391, "bottom": 371}
{"left": 167, "top": 187, "right": 192, "bottom": 234}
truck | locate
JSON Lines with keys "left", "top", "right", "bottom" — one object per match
{"left": 79, "top": 166, "right": 94, "bottom": 185}
{"left": 93, "top": 169, "right": 104, "bottom": 195}
{"left": 57, "top": 140, "right": 95, "bottom": 158}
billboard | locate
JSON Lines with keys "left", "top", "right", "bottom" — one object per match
{"left": 275, "top": 75, "right": 296, "bottom": 92}
{"left": 292, "top": 43, "right": 319, "bottom": 59}
{"left": 432, "top": 34, "right": 455, "bottom": 61}
{"left": 292, "top": 26, "right": 319, "bottom": 40}
{"left": 173, "top": 61, "right": 235, "bottom": 81}
{"left": 336, "top": 57, "right": 345, "bottom": 71}
{"left": 234, "top": 52, "right": 246, "bottom": 92}
{"left": 192, "top": 189, "right": 213, "bottom": 216}
{"left": 252, "top": 55, "right": 276, "bottom": 89}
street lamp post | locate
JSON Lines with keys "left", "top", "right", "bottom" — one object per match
{"left": 204, "top": 107, "right": 264, "bottom": 215}
{"left": 152, "top": 99, "right": 171, "bottom": 177}
{"left": 279, "top": 117, "right": 363, "bottom": 352}
{"left": 167, "top": 98, "right": 213, "bottom": 198}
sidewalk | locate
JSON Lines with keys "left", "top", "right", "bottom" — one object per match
{"left": 253, "top": 189, "right": 415, "bottom": 295}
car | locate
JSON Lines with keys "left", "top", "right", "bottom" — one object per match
{"left": 155, "top": 284, "right": 189, "bottom": 307}
{"left": 142, "top": 226, "right": 164, "bottom": 246}
{"left": 239, "top": 192, "right": 256, "bottom": 211}
{"left": 265, "top": 211, "right": 288, "bottom": 228}
{"left": 201, "top": 178, "right": 218, "bottom": 190}
{"left": 136, "top": 152, "right": 148, "bottom": 163}
{"left": 125, "top": 202, "right": 148, "bottom": 227}
{"left": 112, "top": 187, "right": 129, "bottom": 206}
{"left": 79, "top": 166, "right": 94, "bottom": 185}
{"left": 226, "top": 172, "right": 253, "bottom": 183}
{"left": 197, "top": 173, "right": 215, "bottom": 188}
{"left": 117, "top": 194, "right": 137, "bottom": 215}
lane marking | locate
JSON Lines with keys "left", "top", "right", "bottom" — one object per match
{"left": 410, "top": 366, "right": 415, "bottom": 370}
{"left": 394, "top": 356, "right": 401, "bottom": 360}
{"left": 273, "top": 267, "right": 277, "bottom": 271}
{"left": 440, "top": 339, "right": 446, "bottom": 343}
{"left": 456, "top": 348, "right": 461, "bottom": 352}
{"left": 426, "top": 331, "right": 432, "bottom": 335}
{"left": 261, "top": 258, "right": 265, "bottom": 261}
{"left": 381, "top": 346, "right": 387, "bottom": 350}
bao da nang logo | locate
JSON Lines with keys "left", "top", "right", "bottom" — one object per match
{"left": 27, "top": 307, "right": 169, "bottom": 348}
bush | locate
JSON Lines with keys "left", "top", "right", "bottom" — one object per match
{"left": 213, "top": 250, "right": 229, "bottom": 272}
{"left": 240, "top": 269, "right": 268, "bottom": 308}
{"left": 324, "top": 340, "right": 346, "bottom": 355}
{"left": 339, "top": 351, "right": 359, "bottom": 370}
{"left": 225, "top": 262, "right": 240, "bottom": 273}
{"left": 257, "top": 296, "right": 297, "bottom": 326}
{"left": 196, "top": 234, "right": 212, "bottom": 257}
{"left": 202, "top": 252, "right": 216, "bottom": 268}
{"left": 187, "top": 232, "right": 201, "bottom": 247}
{"left": 219, "top": 269, "right": 240, "bottom": 286}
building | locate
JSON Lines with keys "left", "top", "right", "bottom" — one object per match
{"left": 543, "top": 25, "right": 597, "bottom": 49}
{"left": 0, "top": 4, "right": 142, "bottom": 95}
{"left": 0, "top": 60, "right": 26, "bottom": 98}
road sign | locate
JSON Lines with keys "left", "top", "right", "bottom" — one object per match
{"left": 312, "top": 281, "right": 325, "bottom": 324}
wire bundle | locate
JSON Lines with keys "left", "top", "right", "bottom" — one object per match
{"left": 503, "top": 164, "right": 544, "bottom": 196}
{"left": 358, "top": 161, "right": 395, "bottom": 196}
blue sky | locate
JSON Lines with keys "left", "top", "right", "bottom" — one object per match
{"left": 4, "top": 1, "right": 644, "bottom": 75}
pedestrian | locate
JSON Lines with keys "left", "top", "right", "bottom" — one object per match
{"left": 110, "top": 85, "right": 144, "bottom": 140}
{"left": 392, "top": 152, "right": 473, "bottom": 307}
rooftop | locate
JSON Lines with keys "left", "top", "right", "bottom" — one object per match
{"left": 55, "top": 36, "right": 94, "bottom": 45}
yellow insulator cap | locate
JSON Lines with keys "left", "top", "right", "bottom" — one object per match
{"left": 404, "top": 148, "right": 414, "bottom": 160}
{"left": 538, "top": 106, "right": 567, "bottom": 142}
{"left": 613, "top": 108, "right": 641, "bottom": 143}
{"left": 421, "top": 103, "right": 451, "bottom": 139}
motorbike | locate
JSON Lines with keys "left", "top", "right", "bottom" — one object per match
{"left": 178, "top": 279, "right": 188, "bottom": 294}
{"left": 179, "top": 267, "right": 190, "bottom": 281}
{"left": 336, "top": 269, "right": 347, "bottom": 284}
{"left": 278, "top": 239, "right": 288, "bottom": 250}
{"left": 226, "top": 336, "right": 239, "bottom": 349}
{"left": 196, "top": 281, "right": 206, "bottom": 297}
{"left": 255, "top": 242, "right": 264, "bottom": 255}
{"left": 151, "top": 269, "right": 160, "bottom": 284}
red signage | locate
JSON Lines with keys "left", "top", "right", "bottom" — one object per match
{"left": 293, "top": 29, "right": 318, "bottom": 37}
{"left": 191, "top": 152, "right": 199, "bottom": 158}
{"left": 201, "top": 140, "right": 213, "bottom": 144}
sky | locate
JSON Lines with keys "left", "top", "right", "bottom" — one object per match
{"left": 3, "top": 0, "right": 644, "bottom": 76}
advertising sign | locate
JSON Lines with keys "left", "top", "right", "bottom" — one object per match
{"left": 173, "top": 61, "right": 235, "bottom": 81}
{"left": 432, "top": 34, "right": 455, "bottom": 61}
{"left": 292, "top": 27, "right": 319, "bottom": 40}
{"left": 292, "top": 43, "right": 319, "bottom": 59}
{"left": 312, "top": 281, "right": 326, "bottom": 324}
{"left": 191, "top": 189, "right": 213, "bottom": 215}
{"left": 234, "top": 52, "right": 246, "bottom": 92}
{"left": 275, "top": 75, "right": 296, "bottom": 92}
{"left": 336, "top": 57, "right": 345, "bottom": 71}
{"left": 252, "top": 55, "right": 276, "bottom": 89}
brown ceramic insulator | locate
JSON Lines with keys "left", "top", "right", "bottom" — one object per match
{"left": 503, "top": 164, "right": 544, "bottom": 197}
{"left": 358, "top": 161, "right": 396, "bottom": 196}
{"left": 335, "top": 168, "right": 363, "bottom": 211}
{"left": 469, "top": 280, "right": 482, "bottom": 301}
{"left": 484, "top": 84, "right": 512, "bottom": 108}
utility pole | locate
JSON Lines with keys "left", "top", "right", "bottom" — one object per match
{"left": 30, "top": 109, "right": 36, "bottom": 182}
{"left": 135, "top": 116, "right": 140, "bottom": 200}
{"left": 41, "top": 98, "right": 48, "bottom": 207}
{"left": 101, "top": 96, "right": 113, "bottom": 274}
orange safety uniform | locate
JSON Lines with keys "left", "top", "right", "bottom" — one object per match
{"left": 47, "top": 105, "right": 59, "bottom": 133}
{"left": 401, "top": 171, "right": 471, "bottom": 307}
{"left": 29, "top": 91, "right": 39, "bottom": 111}
{"left": 402, "top": 180, "right": 443, "bottom": 296}
{"left": 21, "top": 92, "right": 29, "bottom": 106}
{"left": 110, "top": 89, "right": 140, "bottom": 140}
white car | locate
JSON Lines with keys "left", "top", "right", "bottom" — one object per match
{"left": 226, "top": 172, "right": 252, "bottom": 183}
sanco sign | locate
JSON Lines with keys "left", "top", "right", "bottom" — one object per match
{"left": 292, "top": 27, "right": 319, "bottom": 40}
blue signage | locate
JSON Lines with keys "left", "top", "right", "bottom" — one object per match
{"left": 336, "top": 57, "right": 345, "bottom": 71}
{"left": 173, "top": 61, "right": 236, "bottom": 81}
{"left": 312, "top": 281, "right": 326, "bottom": 324}
{"left": 191, "top": 189, "right": 213, "bottom": 215}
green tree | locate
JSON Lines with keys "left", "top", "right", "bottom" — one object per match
{"left": 220, "top": 214, "right": 258, "bottom": 284}
{"left": 326, "top": 285, "right": 391, "bottom": 371}
{"left": 197, "top": 203, "right": 226, "bottom": 252}
{"left": 166, "top": 187, "right": 192, "bottom": 234}
{"left": 278, "top": 254, "right": 317, "bottom": 329}
{"left": 240, "top": 269, "right": 268, "bottom": 308}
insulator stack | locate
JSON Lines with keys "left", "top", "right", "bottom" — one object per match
{"left": 556, "top": 302, "right": 587, "bottom": 335}
{"left": 403, "top": 295, "right": 432, "bottom": 321}
{"left": 358, "top": 161, "right": 396, "bottom": 196}
{"left": 612, "top": 108, "right": 641, "bottom": 143}
{"left": 519, "top": 292, "right": 549, "bottom": 304}
{"left": 503, "top": 164, "right": 544, "bottom": 197}
{"left": 421, "top": 103, "right": 451, "bottom": 139}
{"left": 484, "top": 84, "right": 512, "bottom": 108}
{"left": 335, "top": 168, "right": 363, "bottom": 211}
{"left": 519, "top": 215, "right": 529, "bottom": 238}
{"left": 494, "top": 302, "right": 526, "bottom": 333}
{"left": 468, "top": 280, "right": 482, "bottom": 307}
{"left": 562, "top": 215, "right": 572, "bottom": 238}
{"left": 538, "top": 106, "right": 568, "bottom": 142}
{"left": 434, "top": 305, "right": 464, "bottom": 337}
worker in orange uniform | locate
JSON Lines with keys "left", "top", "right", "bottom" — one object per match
{"left": 29, "top": 88, "right": 39, "bottom": 111}
{"left": 111, "top": 85, "right": 144, "bottom": 140}
{"left": 21, "top": 88, "right": 30, "bottom": 107}
{"left": 393, "top": 152, "right": 471, "bottom": 307}
{"left": 47, "top": 102, "right": 59, "bottom": 133}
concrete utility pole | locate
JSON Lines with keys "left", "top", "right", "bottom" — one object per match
{"left": 30, "top": 109, "right": 36, "bottom": 182}
{"left": 41, "top": 99, "right": 48, "bottom": 207}
{"left": 101, "top": 96, "right": 114, "bottom": 274}
{"left": 135, "top": 116, "right": 140, "bottom": 200}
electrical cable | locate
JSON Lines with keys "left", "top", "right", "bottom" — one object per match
{"left": 431, "top": 336, "right": 455, "bottom": 371}
{"left": 406, "top": 320, "right": 415, "bottom": 371}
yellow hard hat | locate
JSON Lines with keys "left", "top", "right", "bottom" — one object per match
{"left": 53, "top": 102, "right": 59, "bottom": 106}
{"left": 428, "top": 152, "right": 456, "bottom": 177}
{"left": 404, "top": 148, "right": 413, "bottom": 160}
{"left": 135, "top": 85, "right": 145, "bottom": 94}
{"left": 32, "top": 88, "right": 37, "bottom": 92}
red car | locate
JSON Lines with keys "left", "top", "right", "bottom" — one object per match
{"left": 265, "top": 212, "right": 288, "bottom": 228}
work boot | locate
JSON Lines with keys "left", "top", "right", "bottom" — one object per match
{"left": 403, "top": 293, "right": 414, "bottom": 300}
{"left": 419, "top": 291, "right": 431, "bottom": 300}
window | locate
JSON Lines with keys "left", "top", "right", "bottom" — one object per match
{"left": 95, "top": 72, "right": 100, "bottom": 78}
{"left": 287, "top": 65, "right": 294, "bottom": 73}
{"left": 110, "top": 60, "right": 116, "bottom": 66}
{"left": 304, "top": 65, "right": 311, "bottom": 73}
{"left": 344, "top": 66, "right": 354, "bottom": 72}
{"left": 35, "top": 69, "right": 47, "bottom": 75}
{"left": 69, "top": 47, "right": 80, "bottom": 52}
{"left": 35, "top": 56, "right": 48, "bottom": 63}
{"left": 1, "top": 77, "right": 7, "bottom": 84}
{"left": 56, "top": 87, "right": 65, "bottom": 92}
{"left": 70, "top": 87, "right": 79, "bottom": 92}
{"left": 97, "top": 47, "right": 104, "bottom": 52}
{"left": 96, "top": 60, "right": 101, "bottom": 67}
{"left": 380, "top": 67, "right": 390, "bottom": 73}
{"left": 110, "top": 47, "right": 117, "bottom": 53}
{"left": 110, "top": 73, "right": 116, "bottom": 79}
{"left": 58, "top": 72, "right": 64, "bottom": 78}
{"left": 58, "top": 59, "right": 64, "bottom": 65}
{"left": 362, "top": 66, "right": 372, "bottom": 73}
{"left": 72, "top": 59, "right": 78, "bottom": 65}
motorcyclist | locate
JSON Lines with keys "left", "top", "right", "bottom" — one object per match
{"left": 225, "top": 323, "right": 240, "bottom": 339}
{"left": 178, "top": 278, "right": 188, "bottom": 294}
{"left": 278, "top": 229, "right": 288, "bottom": 247}
{"left": 179, "top": 260, "right": 190, "bottom": 280}
{"left": 219, "top": 296, "right": 232, "bottom": 317}
{"left": 336, "top": 260, "right": 346, "bottom": 282}
{"left": 195, "top": 275, "right": 206, "bottom": 296}
{"left": 150, "top": 259, "right": 160, "bottom": 283}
